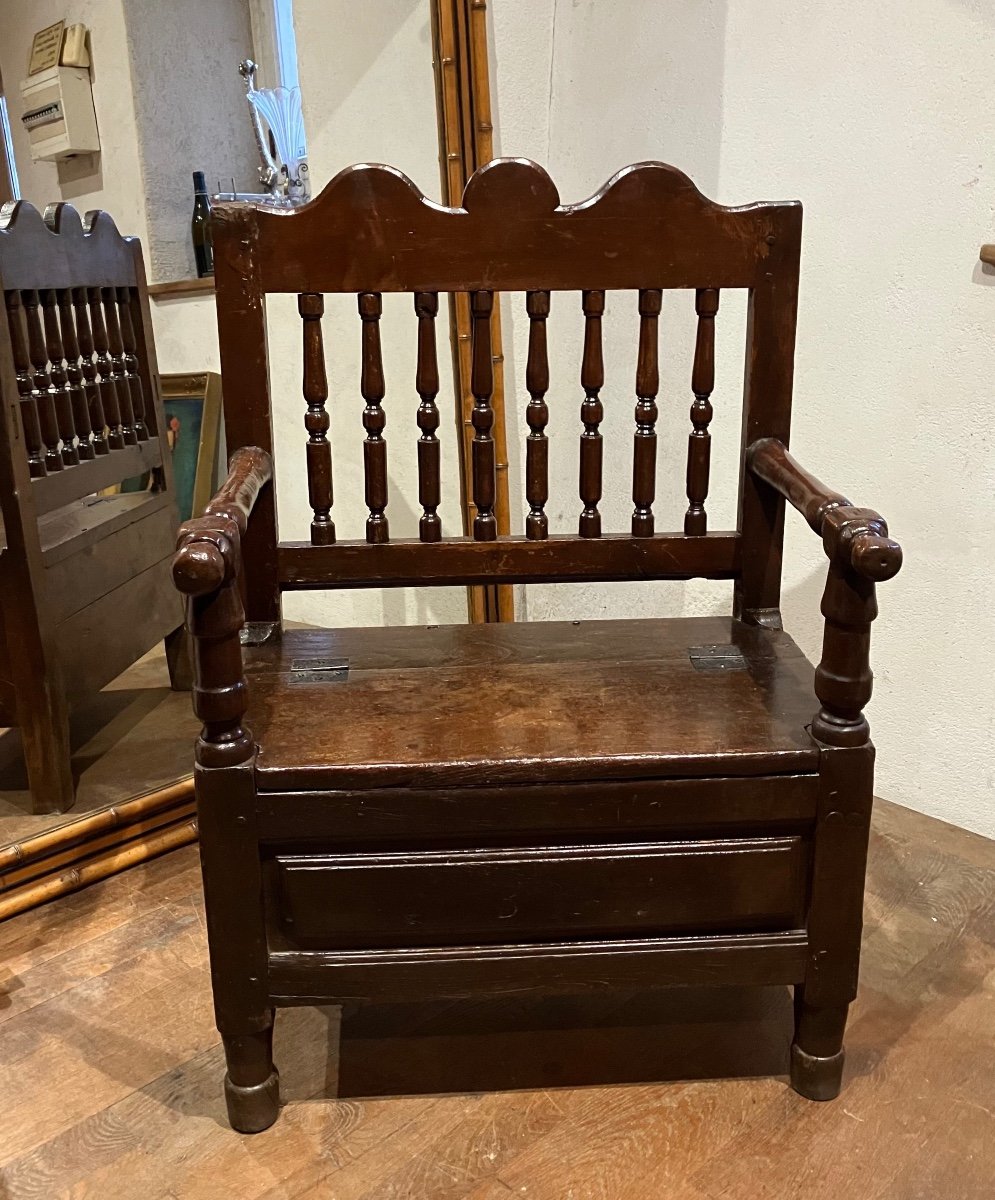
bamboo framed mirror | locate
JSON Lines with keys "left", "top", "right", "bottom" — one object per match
{"left": 0, "top": 0, "right": 505, "bottom": 916}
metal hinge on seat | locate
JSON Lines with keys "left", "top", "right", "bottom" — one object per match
{"left": 689, "top": 644, "right": 749, "bottom": 672}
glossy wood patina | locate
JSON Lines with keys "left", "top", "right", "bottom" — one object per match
{"left": 173, "top": 159, "right": 903, "bottom": 1131}
{"left": 0, "top": 201, "right": 185, "bottom": 813}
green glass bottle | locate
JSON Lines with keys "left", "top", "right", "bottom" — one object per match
{"left": 191, "top": 171, "right": 214, "bottom": 277}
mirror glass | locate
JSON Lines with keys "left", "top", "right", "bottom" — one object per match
{"left": 0, "top": 0, "right": 452, "bottom": 906}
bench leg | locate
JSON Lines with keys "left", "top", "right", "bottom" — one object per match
{"left": 20, "top": 690, "right": 75, "bottom": 814}
{"left": 791, "top": 991, "right": 847, "bottom": 1100}
{"left": 790, "top": 744, "right": 874, "bottom": 1102}
{"left": 222, "top": 1012, "right": 280, "bottom": 1133}
{"left": 196, "top": 760, "right": 279, "bottom": 1132}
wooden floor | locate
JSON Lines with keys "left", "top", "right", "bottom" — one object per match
{"left": 1, "top": 798, "right": 992, "bottom": 1199}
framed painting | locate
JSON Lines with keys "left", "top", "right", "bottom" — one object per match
{"left": 122, "top": 372, "right": 222, "bottom": 521}
{"left": 159, "top": 372, "right": 223, "bottom": 522}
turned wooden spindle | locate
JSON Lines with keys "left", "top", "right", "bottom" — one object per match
{"left": 102, "top": 287, "right": 138, "bottom": 445}
{"left": 22, "top": 290, "right": 64, "bottom": 472}
{"left": 470, "top": 289, "right": 496, "bottom": 541}
{"left": 685, "top": 287, "right": 719, "bottom": 534}
{"left": 359, "top": 292, "right": 388, "bottom": 543}
{"left": 414, "top": 291, "right": 442, "bottom": 543}
{"left": 299, "top": 293, "right": 335, "bottom": 545}
{"left": 57, "top": 289, "right": 95, "bottom": 460}
{"left": 41, "top": 289, "right": 80, "bottom": 466}
{"left": 116, "top": 287, "right": 148, "bottom": 440}
{"left": 87, "top": 287, "right": 124, "bottom": 450}
{"left": 5, "top": 291, "right": 47, "bottom": 477}
{"left": 525, "top": 290, "right": 550, "bottom": 540}
{"left": 632, "top": 288, "right": 661, "bottom": 536}
{"left": 73, "top": 288, "right": 109, "bottom": 455}
{"left": 579, "top": 290, "right": 605, "bottom": 537}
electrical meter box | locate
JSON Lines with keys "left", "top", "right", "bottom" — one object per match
{"left": 19, "top": 66, "right": 99, "bottom": 162}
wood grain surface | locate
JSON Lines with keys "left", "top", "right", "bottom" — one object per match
{"left": 1, "top": 797, "right": 991, "bottom": 1198}
{"left": 247, "top": 618, "right": 820, "bottom": 790}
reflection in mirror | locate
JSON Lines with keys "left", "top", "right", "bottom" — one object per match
{"left": 0, "top": 0, "right": 460, "bottom": 910}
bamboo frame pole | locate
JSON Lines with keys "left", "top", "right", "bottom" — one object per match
{"left": 0, "top": 776, "right": 193, "bottom": 875}
{"left": 0, "top": 816, "right": 198, "bottom": 922}
{"left": 431, "top": 0, "right": 515, "bottom": 622}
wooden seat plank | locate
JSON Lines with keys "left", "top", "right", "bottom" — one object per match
{"left": 248, "top": 618, "right": 819, "bottom": 790}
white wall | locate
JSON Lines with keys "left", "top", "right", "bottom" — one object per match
{"left": 490, "top": 0, "right": 995, "bottom": 838}
{"left": 720, "top": 1, "right": 995, "bottom": 839}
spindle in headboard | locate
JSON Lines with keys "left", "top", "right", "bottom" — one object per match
{"left": 5, "top": 290, "right": 47, "bottom": 477}
{"left": 525, "top": 290, "right": 550, "bottom": 541}
{"left": 359, "top": 291, "right": 389, "bottom": 544}
{"left": 299, "top": 292, "right": 335, "bottom": 545}
{"left": 415, "top": 291, "right": 442, "bottom": 543}
{"left": 470, "top": 289, "right": 496, "bottom": 541}
{"left": 685, "top": 287, "right": 719, "bottom": 534}
{"left": 73, "top": 287, "right": 109, "bottom": 456}
{"left": 57, "top": 289, "right": 95, "bottom": 460}
{"left": 632, "top": 288, "right": 661, "bottom": 537}
{"left": 579, "top": 290, "right": 605, "bottom": 538}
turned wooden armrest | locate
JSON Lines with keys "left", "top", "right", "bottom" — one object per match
{"left": 172, "top": 447, "right": 271, "bottom": 769}
{"left": 747, "top": 438, "right": 902, "bottom": 582}
{"left": 172, "top": 446, "right": 272, "bottom": 597}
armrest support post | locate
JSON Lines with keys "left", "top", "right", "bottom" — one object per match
{"left": 172, "top": 447, "right": 273, "bottom": 768}
{"left": 812, "top": 508, "right": 879, "bottom": 747}
{"left": 747, "top": 438, "right": 902, "bottom": 748}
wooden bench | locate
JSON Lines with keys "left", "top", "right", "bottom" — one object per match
{"left": 0, "top": 200, "right": 184, "bottom": 813}
{"left": 173, "top": 159, "right": 902, "bottom": 1131}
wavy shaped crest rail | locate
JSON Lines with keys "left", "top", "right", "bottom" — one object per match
{"left": 0, "top": 200, "right": 138, "bottom": 289}
{"left": 216, "top": 157, "right": 801, "bottom": 294}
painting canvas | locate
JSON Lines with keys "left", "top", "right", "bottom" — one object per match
{"left": 164, "top": 394, "right": 206, "bottom": 523}
{"left": 121, "top": 372, "right": 221, "bottom": 522}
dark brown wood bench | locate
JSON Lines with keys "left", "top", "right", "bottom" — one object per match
{"left": 173, "top": 158, "right": 902, "bottom": 1131}
{"left": 0, "top": 200, "right": 184, "bottom": 813}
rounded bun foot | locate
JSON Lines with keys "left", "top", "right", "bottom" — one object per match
{"left": 224, "top": 1069, "right": 280, "bottom": 1133}
{"left": 790, "top": 1043, "right": 844, "bottom": 1101}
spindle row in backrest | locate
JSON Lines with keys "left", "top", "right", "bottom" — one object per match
{"left": 294, "top": 285, "right": 727, "bottom": 547}
{"left": 529, "top": 287, "right": 702, "bottom": 542}
{"left": 5, "top": 286, "right": 151, "bottom": 477}
{"left": 214, "top": 159, "right": 801, "bottom": 617}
